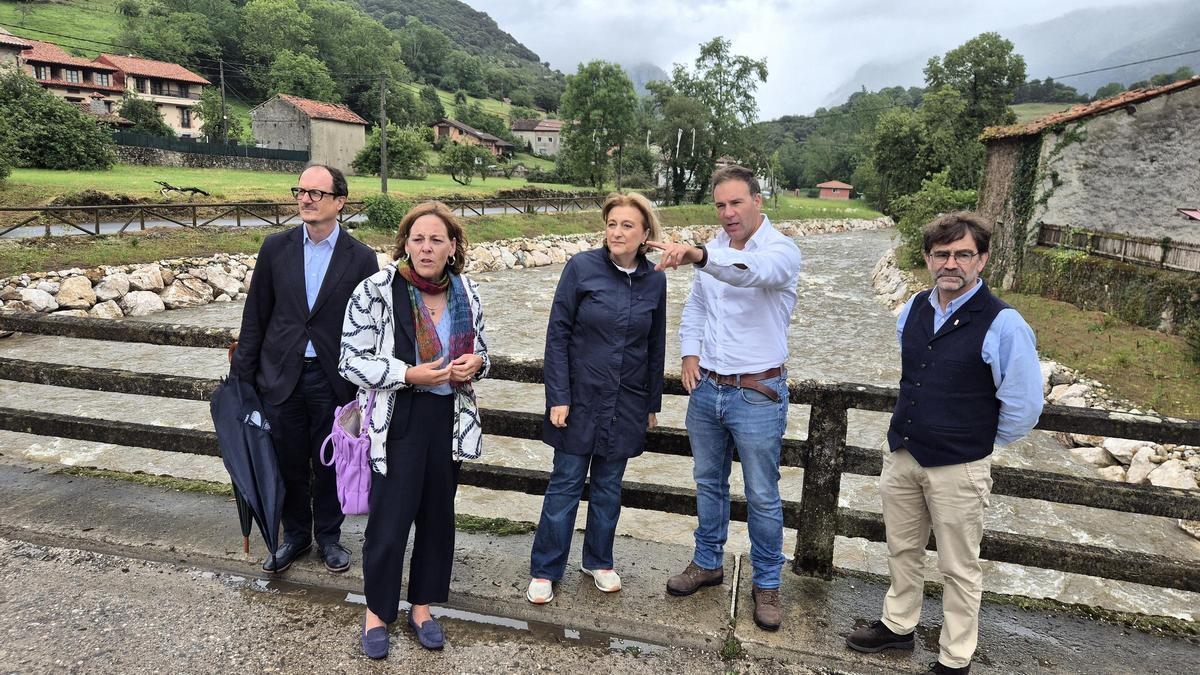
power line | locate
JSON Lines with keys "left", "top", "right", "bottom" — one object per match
{"left": 1049, "top": 46, "right": 1200, "bottom": 81}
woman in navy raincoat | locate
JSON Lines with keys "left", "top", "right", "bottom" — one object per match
{"left": 526, "top": 192, "right": 667, "bottom": 603}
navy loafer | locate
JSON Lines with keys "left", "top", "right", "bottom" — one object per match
{"left": 407, "top": 614, "right": 445, "bottom": 650}
{"left": 261, "top": 541, "right": 312, "bottom": 574}
{"left": 361, "top": 618, "right": 389, "bottom": 660}
{"left": 319, "top": 542, "right": 351, "bottom": 573}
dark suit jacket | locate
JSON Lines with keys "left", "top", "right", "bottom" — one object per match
{"left": 232, "top": 225, "right": 379, "bottom": 406}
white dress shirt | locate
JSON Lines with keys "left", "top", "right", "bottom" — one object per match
{"left": 679, "top": 214, "right": 802, "bottom": 374}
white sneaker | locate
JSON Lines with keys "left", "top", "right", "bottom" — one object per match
{"left": 527, "top": 578, "right": 554, "bottom": 604}
{"left": 581, "top": 567, "right": 621, "bottom": 593}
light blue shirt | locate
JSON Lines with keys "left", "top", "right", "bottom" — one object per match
{"left": 896, "top": 279, "right": 1044, "bottom": 446}
{"left": 302, "top": 225, "right": 339, "bottom": 358}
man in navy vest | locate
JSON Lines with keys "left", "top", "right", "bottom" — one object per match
{"left": 846, "top": 212, "right": 1043, "bottom": 675}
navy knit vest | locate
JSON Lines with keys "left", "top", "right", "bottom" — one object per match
{"left": 887, "top": 281, "right": 1009, "bottom": 467}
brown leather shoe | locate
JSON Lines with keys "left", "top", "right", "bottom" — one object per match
{"left": 752, "top": 585, "right": 782, "bottom": 631}
{"left": 665, "top": 561, "right": 724, "bottom": 596}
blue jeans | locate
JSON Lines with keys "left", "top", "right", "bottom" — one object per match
{"left": 530, "top": 450, "right": 629, "bottom": 580}
{"left": 687, "top": 373, "right": 788, "bottom": 589}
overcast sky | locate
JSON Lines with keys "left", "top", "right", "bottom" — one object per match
{"left": 467, "top": 0, "right": 1156, "bottom": 119}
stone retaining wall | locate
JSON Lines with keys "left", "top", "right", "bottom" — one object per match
{"left": 114, "top": 146, "right": 308, "bottom": 174}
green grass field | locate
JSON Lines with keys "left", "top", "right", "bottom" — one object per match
{"left": 0, "top": 165, "right": 578, "bottom": 208}
{"left": 1009, "top": 102, "right": 1076, "bottom": 124}
{"left": 0, "top": 0, "right": 123, "bottom": 56}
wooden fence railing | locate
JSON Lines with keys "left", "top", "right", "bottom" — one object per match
{"left": 0, "top": 313, "right": 1197, "bottom": 592}
{"left": 1038, "top": 223, "right": 1200, "bottom": 273}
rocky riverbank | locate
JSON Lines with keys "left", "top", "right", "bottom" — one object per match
{"left": 870, "top": 247, "right": 1200, "bottom": 537}
{"left": 0, "top": 218, "right": 893, "bottom": 320}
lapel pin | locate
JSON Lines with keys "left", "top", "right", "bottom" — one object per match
{"left": 953, "top": 319, "right": 960, "bottom": 326}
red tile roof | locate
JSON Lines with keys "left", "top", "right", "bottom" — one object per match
{"left": 22, "top": 39, "right": 116, "bottom": 69}
{"left": 436, "top": 117, "right": 511, "bottom": 145}
{"left": 982, "top": 76, "right": 1200, "bottom": 141}
{"left": 817, "top": 180, "right": 853, "bottom": 189}
{"left": 534, "top": 119, "right": 563, "bottom": 132}
{"left": 510, "top": 118, "right": 540, "bottom": 131}
{"left": 0, "top": 27, "right": 32, "bottom": 50}
{"left": 275, "top": 93, "right": 369, "bottom": 125}
{"left": 96, "top": 53, "right": 210, "bottom": 85}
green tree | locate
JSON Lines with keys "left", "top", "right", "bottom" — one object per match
{"left": 420, "top": 85, "right": 446, "bottom": 123}
{"left": 240, "top": 0, "right": 313, "bottom": 75}
{"left": 0, "top": 115, "right": 15, "bottom": 182}
{"left": 120, "top": 94, "right": 174, "bottom": 137}
{"left": 120, "top": 5, "right": 219, "bottom": 70}
{"left": 646, "top": 84, "right": 713, "bottom": 204}
{"left": 1094, "top": 82, "right": 1124, "bottom": 99}
{"left": 358, "top": 77, "right": 424, "bottom": 128}
{"left": 395, "top": 17, "right": 452, "bottom": 81}
{"left": 865, "top": 107, "right": 929, "bottom": 211}
{"left": 924, "top": 32, "right": 1025, "bottom": 131}
{"left": 557, "top": 60, "right": 637, "bottom": 188}
{"left": 196, "top": 88, "right": 245, "bottom": 143}
{"left": 267, "top": 50, "right": 338, "bottom": 102}
{"left": 441, "top": 142, "right": 492, "bottom": 185}
{"left": 352, "top": 124, "right": 431, "bottom": 178}
{"left": 667, "top": 37, "right": 768, "bottom": 197}
{"left": 0, "top": 70, "right": 114, "bottom": 170}
{"left": 445, "top": 51, "right": 487, "bottom": 98}
{"left": 892, "top": 170, "right": 978, "bottom": 267}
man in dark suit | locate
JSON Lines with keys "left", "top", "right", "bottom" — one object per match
{"left": 232, "top": 164, "right": 379, "bottom": 574}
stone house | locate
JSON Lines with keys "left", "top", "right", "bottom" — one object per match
{"left": 94, "top": 54, "right": 210, "bottom": 138}
{"left": 510, "top": 118, "right": 563, "bottom": 156}
{"left": 432, "top": 118, "right": 514, "bottom": 157}
{"left": 19, "top": 39, "right": 124, "bottom": 112}
{"left": 249, "top": 93, "right": 369, "bottom": 173}
{"left": 0, "top": 27, "right": 31, "bottom": 69}
{"left": 979, "top": 76, "right": 1200, "bottom": 287}
{"left": 816, "top": 180, "right": 853, "bottom": 200}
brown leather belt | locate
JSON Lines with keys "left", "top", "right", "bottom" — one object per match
{"left": 705, "top": 366, "right": 784, "bottom": 402}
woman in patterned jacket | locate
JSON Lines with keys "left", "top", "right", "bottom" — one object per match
{"left": 338, "top": 201, "right": 489, "bottom": 657}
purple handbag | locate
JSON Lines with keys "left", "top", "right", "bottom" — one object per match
{"left": 319, "top": 390, "right": 377, "bottom": 515}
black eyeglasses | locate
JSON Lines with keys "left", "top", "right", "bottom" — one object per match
{"left": 291, "top": 187, "right": 342, "bottom": 201}
{"left": 929, "top": 250, "right": 979, "bottom": 264}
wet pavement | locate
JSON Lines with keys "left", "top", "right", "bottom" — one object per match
{"left": 0, "top": 454, "right": 1195, "bottom": 674}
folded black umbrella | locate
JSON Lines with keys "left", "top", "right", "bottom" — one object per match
{"left": 210, "top": 375, "right": 283, "bottom": 555}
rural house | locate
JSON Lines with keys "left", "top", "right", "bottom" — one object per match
{"left": 510, "top": 118, "right": 563, "bottom": 156}
{"left": 979, "top": 76, "right": 1200, "bottom": 287}
{"left": 249, "top": 93, "right": 369, "bottom": 173}
{"left": 816, "top": 180, "right": 853, "bottom": 200}
{"left": 94, "top": 54, "right": 210, "bottom": 138}
{"left": 0, "top": 26, "right": 31, "bottom": 68}
{"left": 19, "top": 39, "right": 123, "bottom": 112}
{"left": 432, "top": 118, "right": 514, "bottom": 157}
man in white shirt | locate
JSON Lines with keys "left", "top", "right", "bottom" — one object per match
{"left": 648, "top": 165, "right": 802, "bottom": 631}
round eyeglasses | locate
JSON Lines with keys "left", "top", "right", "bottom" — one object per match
{"left": 291, "top": 187, "right": 341, "bottom": 202}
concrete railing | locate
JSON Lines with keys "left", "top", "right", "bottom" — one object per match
{"left": 1, "top": 313, "right": 1198, "bottom": 594}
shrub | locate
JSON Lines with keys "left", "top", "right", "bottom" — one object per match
{"left": 120, "top": 94, "right": 174, "bottom": 137}
{"left": 1183, "top": 320, "right": 1200, "bottom": 365}
{"left": 0, "top": 70, "right": 115, "bottom": 170}
{"left": 352, "top": 124, "right": 431, "bottom": 179}
{"left": 361, "top": 193, "right": 412, "bottom": 232}
{"left": 525, "top": 166, "right": 563, "bottom": 184}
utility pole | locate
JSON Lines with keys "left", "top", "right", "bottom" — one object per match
{"left": 379, "top": 73, "right": 388, "bottom": 194}
{"left": 218, "top": 57, "right": 227, "bottom": 143}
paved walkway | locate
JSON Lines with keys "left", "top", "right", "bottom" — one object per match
{"left": 0, "top": 456, "right": 1194, "bottom": 673}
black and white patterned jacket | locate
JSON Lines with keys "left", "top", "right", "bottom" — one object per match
{"left": 338, "top": 263, "right": 490, "bottom": 474}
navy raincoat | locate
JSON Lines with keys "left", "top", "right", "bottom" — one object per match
{"left": 542, "top": 247, "right": 667, "bottom": 459}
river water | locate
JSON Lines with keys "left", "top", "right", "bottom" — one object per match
{"left": 0, "top": 228, "right": 1196, "bottom": 620}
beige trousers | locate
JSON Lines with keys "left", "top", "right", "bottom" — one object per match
{"left": 880, "top": 448, "right": 993, "bottom": 669}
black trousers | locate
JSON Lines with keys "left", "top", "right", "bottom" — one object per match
{"left": 266, "top": 360, "right": 344, "bottom": 548}
{"left": 363, "top": 391, "right": 459, "bottom": 623}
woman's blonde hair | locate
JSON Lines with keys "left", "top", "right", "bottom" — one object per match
{"left": 393, "top": 201, "right": 469, "bottom": 275}
{"left": 602, "top": 192, "right": 661, "bottom": 256}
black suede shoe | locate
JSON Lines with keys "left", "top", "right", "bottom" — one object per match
{"left": 320, "top": 542, "right": 352, "bottom": 573}
{"left": 261, "top": 541, "right": 312, "bottom": 574}
{"left": 845, "top": 619, "right": 915, "bottom": 653}
{"left": 926, "top": 661, "right": 970, "bottom": 674}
